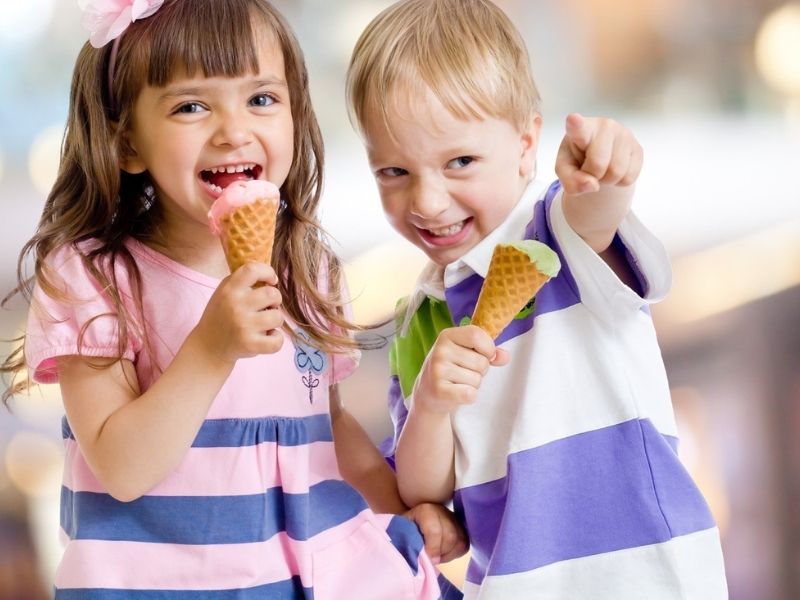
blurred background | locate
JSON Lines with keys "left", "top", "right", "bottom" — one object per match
{"left": 1, "top": 0, "right": 799, "bottom": 597}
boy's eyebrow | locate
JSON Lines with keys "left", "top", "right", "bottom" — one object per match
{"left": 157, "top": 78, "right": 288, "bottom": 102}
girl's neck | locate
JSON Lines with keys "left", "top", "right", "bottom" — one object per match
{"left": 145, "top": 224, "right": 230, "bottom": 279}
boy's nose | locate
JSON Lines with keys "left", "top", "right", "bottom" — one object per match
{"left": 410, "top": 179, "right": 449, "bottom": 219}
{"left": 212, "top": 112, "right": 254, "bottom": 148}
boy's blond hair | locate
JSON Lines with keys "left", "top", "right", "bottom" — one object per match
{"left": 346, "top": 0, "right": 540, "bottom": 137}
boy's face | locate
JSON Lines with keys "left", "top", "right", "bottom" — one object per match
{"left": 363, "top": 90, "right": 539, "bottom": 267}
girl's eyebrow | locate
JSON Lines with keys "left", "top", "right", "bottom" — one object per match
{"left": 159, "top": 77, "right": 288, "bottom": 101}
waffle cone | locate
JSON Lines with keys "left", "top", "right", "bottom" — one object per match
{"left": 219, "top": 197, "right": 279, "bottom": 272}
{"left": 471, "top": 245, "right": 552, "bottom": 340}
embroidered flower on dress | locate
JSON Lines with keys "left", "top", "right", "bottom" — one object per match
{"left": 78, "top": 0, "right": 165, "bottom": 48}
{"left": 293, "top": 330, "right": 328, "bottom": 404}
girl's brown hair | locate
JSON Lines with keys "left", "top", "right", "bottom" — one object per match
{"left": 2, "top": 0, "right": 358, "bottom": 402}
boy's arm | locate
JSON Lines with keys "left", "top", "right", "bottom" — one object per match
{"left": 330, "top": 386, "right": 469, "bottom": 562}
{"left": 396, "top": 325, "right": 507, "bottom": 507}
{"left": 329, "top": 384, "right": 408, "bottom": 514}
{"left": 557, "top": 113, "right": 643, "bottom": 288}
{"left": 395, "top": 398, "right": 457, "bottom": 507}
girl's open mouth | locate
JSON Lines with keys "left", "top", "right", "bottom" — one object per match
{"left": 199, "top": 163, "right": 263, "bottom": 195}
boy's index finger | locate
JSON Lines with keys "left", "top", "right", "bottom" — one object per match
{"left": 564, "top": 112, "right": 594, "bottom": 151}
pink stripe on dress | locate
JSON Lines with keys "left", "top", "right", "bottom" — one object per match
{"left": 54, "top": 533, "right": 302, "bottom": 591}
{"left": 62, "top": 438, "right": 341, "bottom": 496}
{"left": 55, "top": 510, "right": 380, "bottom": 591}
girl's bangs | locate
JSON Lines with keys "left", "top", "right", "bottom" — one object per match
{"left": 128, "top": 0, "right": 275, "bottom": 87}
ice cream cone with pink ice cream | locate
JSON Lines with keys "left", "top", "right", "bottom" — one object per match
{"left": 207, "top": 179, "right": 280, "bottom": 273}
{"left": 471, "top": 240, "right": 561, "bottom": 340}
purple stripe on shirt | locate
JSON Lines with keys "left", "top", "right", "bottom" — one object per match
{"left": 379, "top": 375, "right": 408, "bottom": 470}
{"left": 454, "top": 418, "right": 715, "bottom": 584}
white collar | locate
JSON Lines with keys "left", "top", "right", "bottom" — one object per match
{"left": 399, "top": 179, "right": 547, "bottom": 335}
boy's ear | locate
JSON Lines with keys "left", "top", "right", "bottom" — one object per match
{"left": 519, "top": 112, "right": 542, "bottom": 178}
{"left": 119, "top": 131, "right": 146, "bottom": 175}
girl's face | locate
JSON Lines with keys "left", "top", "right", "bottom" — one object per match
{"left": 122, "top": 33, "right": 294, "bottom": 250}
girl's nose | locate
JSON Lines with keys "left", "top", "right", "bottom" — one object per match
{"left": 410, "top": 178, "right": 449, "bottom": 219}
{"left": 212, "top": 111, "right": 254, "bottom": 148}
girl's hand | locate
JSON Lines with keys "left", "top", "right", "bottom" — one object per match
{"left": 404, "top": 502, "right": 469, "bottom": 565}
{"left": 556, "top": 113, "right": 643, "bottom": 196}
{"left": 411, "top": 325, "right": 508, "bottom": 416}
{"left": 193, "top": 261, "right": 284, "bottom": 365}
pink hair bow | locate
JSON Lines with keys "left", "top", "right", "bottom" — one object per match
{"left": 79, "top": 0, "right": 165, "bottom": 48}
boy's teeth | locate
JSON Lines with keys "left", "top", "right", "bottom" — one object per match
{"left": 210, "top": 183, "right": 224, "bottom": 194}
{"left": 429, "top": 221, "right": 464, "bottom": 237}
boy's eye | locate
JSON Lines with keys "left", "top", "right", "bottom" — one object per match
{"left": 379, "top": 167, "right": 408, "bottom": 178}
{"left": 447, "top": 156, "right": 474, "bottom": 169}
{"left": 250, "top": 94, "right": 275, "bottom": 107}
{"left": 175, "top": 102, "right": 205, "bottom": 114}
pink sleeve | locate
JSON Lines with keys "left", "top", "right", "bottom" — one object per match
{"left": 25, "top": 244, "right": 141, "bottom": 384}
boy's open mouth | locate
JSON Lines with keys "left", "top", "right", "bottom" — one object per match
{"left": 417, "top": 217, "right": 473, "bottom": 247}
{"left": 200, "top": 163, "right": 262, "bottom": 194}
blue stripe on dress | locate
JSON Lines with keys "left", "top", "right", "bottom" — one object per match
{"left": 61, "top": 479, "right": 368, "bottom": 545}
{"left": 453, "top": 418, "right": 716, "bottom": 584}
{"left": 55, "top": 576, "right": 309, "bottom": 599}
{"left": 61, "top": 414, "right": 334, "bottom": 447}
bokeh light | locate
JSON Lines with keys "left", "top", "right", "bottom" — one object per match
{"left": 0, "top": 0, "right": 55, "bottom": 47}
{"left": 28, "top": 125, "right": 63, "bottom": 198}
{"left": 4, "top": 431, "right": 63, "bottom": 498}
{"left": 755, "top": 3, "right": 800, "bottom": 97}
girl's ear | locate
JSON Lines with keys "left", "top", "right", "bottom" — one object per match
{"left": 119, "top": 132, "right": 146, "bottom": 174}
{"left": 519, "top": 112, "right": 542, "bottom": 179}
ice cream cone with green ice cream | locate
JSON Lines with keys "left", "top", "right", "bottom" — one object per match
{"left": 207, "top": 180, "right": 280, "bottom": 272}
{"left": 471, "top": 240, "right": 561, "bottom": 340}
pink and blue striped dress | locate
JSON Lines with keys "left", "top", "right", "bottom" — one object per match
{"left": 26, "top": 238, "right": 460, "bottom": 599}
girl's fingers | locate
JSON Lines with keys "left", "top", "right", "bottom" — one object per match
{"left": 231, "top": 261, "right": 278, "bottom": 287}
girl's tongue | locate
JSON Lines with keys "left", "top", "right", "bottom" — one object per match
{"left": 207, "top": 171, "right": 251, "bottom": 189}
{"left": 201, "top": 164, "right": 261, "bottom": 190}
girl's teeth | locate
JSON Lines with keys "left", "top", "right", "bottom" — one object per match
{"left": 208, "top": 162, "right": 256, "bottom": 174}
{"left": 210, "top": 183, "right": 223, "bottom": 194}
{"left": 429, "top": 221, "right": 464, "bottom": 237}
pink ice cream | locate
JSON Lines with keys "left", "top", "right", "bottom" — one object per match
{"left": 207, "top": 179, "right": 281, "bottom": 272}
{"left": 207, "top": 179, "right": 280, "bottom": 236}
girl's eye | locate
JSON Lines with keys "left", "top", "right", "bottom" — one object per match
{"left": 379, "top": 167, "right": 408, "bottom": 178}
{"left": 175, "top": 102, "right": 205, "bottom": 114}
{"left": 250, "top": 94, "right": 275, "bottom": 107}
{"left": 447, "top": 156, "right": 474, "bottom": 169}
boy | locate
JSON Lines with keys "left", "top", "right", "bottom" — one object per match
{"left": 346, "top": 0, "right": 727, "bottom": 598}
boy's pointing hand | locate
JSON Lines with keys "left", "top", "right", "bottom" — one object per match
{"left": 556, "top": 113, "right": 643, "bottom": 196}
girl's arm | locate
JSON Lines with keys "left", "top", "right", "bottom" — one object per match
{"left": 330, "top": 384, "right": 469, "bottom": 562}
{"left": 57, "top": 262, "right": 283, "bottom": 502}
{"left": 329, "top": 384, "right": 407, "bottom": 514}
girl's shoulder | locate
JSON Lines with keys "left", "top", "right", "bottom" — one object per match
{"left": 36, "top": 238, "right": 140, "bottom": 306}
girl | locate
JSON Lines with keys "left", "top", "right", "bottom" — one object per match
{"left": 1, "top": 0, "right": 464, "bottom": 597}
